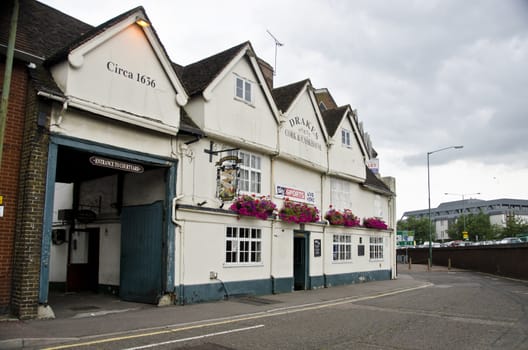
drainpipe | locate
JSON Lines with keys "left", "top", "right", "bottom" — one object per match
{"left": 170, "top": 195, "right": 185, "bottom": 304}
{"left": 0, "top": 0, "right": 19, "bottom": 171}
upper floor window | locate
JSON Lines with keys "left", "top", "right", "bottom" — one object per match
{"left": 341, "top": 128, "right": 351, "bottom": 148}
{"left": 229, "top": 150, "right": 262, "bottom": 194}
{"left": 319, "top": 101, "right": 327, "bottom": 111}
{"left": 330, "top": 177, "right": 353, "bottom": 211}
{"left": 235, "top": 76, "right": 253, "bottom": 104}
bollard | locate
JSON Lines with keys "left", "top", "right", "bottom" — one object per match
{"left": 427, "top": 259, "right": 431, "bottom": 272}
{"left": 408, "top": 257, "right": 412, "bottom": 270}
{"left": 448, "top": 258, "right": 451, "bottom": 270}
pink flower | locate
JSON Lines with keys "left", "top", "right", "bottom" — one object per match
{"left": 363, "top": 217, "right": 388, "bottom": 229}
{"left": 229, "top": 195, "right": 276, "bottom": 220}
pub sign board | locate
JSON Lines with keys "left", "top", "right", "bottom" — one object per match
{"left": 216, "top": 156, "right": 241, "bottom": 201}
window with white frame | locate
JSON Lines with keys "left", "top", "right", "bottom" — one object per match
{"left": 229, "top": 150, "right": 262, "bottom": 194}
{"left": 333, "top": 234, "right": 352, "bottom": 261}
{"left": 341, "top": 128, "right": 351, "bottom": 148}
{"left": 235, "top": 76, "right": 253, "bottom": 104}
{"left": 369, "top": 236, "right": 384, "bottom": 260}
{"left": 330, "top": 177, "right": 353, "bottom": 211}
{"left": 225, "top": 227, "right": 262, "bottom": 264}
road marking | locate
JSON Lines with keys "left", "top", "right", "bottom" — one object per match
{"left": 42, "top": 283, "right": 431, "bottom": 350}
{"left": 120, "top": 324, "right": 264, "bottom": 350}
{"left": 347, "top": 304, "right": 517, "bottom": 327}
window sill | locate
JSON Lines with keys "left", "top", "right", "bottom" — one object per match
{"left": 223, "top": 263, "right": 264, "bottom": 268}
{"left": 331, "top": 260, "right": 353, "bottom": 264}
{"left": 234, "top": 97, "right": 256, "bottom": 108}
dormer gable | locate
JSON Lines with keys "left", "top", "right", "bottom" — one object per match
{"left": 273, "top": 79, "right": 329, "bottom": 144}
{"left": 180, "top": 42, "right": 280, "bottom": 124}
{"left": 273, "top": 79, "right": 329, "bottom": 169}
{"left": 46, "top": 7, "right": 188, "bottom": 135}
{"left": 322, "top": 105, "right": 368, "bottom": 158}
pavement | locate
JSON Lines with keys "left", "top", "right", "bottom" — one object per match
{"left": 0, "top": 264, "right": 455, "bottom": 349}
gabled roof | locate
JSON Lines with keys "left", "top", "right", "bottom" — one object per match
{"left": 179, "top": 41, "right": 280, "bottom": 123}
{"left": 272, "top": 79, "right": 310, "bottom": 113}
{"left": 0, "top": 0, "right": 92, "bottom": 61}
{"left": 363, "top": 166, "right": 393, "bottom": 196}
{"left": 179, "top": 108, "right": 204, "bottom": 137}
{"left": 180, "top": 42, "right": 248, "bottom": 97}
{"left": 321, "top": 106, "right": 348, "bottom": 137}
{"left": 45, "top": 6, "right": 145, "bottom": 66}
{"left": 314, "top": 88, "right": 339, "bottom": 111}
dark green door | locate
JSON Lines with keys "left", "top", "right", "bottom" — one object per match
{"left": 120, "top": 201, "right": 164, "bottom": 303}
{"left": 294, "top": 232, "right": 309, "bottom": 290}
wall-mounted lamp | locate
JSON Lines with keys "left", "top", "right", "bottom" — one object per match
{"left": 135, "top": 17, "right": 150, "bottom": 28}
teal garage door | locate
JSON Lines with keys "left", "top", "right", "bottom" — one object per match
{"left": 120, "top": 201, "right": 164, "bottom": 303}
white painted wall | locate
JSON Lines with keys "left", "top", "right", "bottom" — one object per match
{"left": 273, "top": 160, "right": 322, "bottom": 209}
{"left": 176, "top": 138, "right": 272, "bottom": 207}
{"left": 319, "top": 226, "right": 392, "bottom": 274}
{"left": 49, "top": 230, "right": 68, "bottom": 282}
{"left": 280, "top": 92, "right": 327, "bottom": 168}
{"left": 203, "top": 58, "right": 278, "bottom": 152}
{"left": 51, "top": 24, "right": 181, "bottom": 131}
{"left": 50, "top": 107, "right": 175, "bottom": 159}
{"left": 176, "top": 210, "right": 272, "bottom": 286}
{"left": 328, "top": 116, "right": 366, "bottom": 180}
{"left": 98, "top": 223, "right": 121, "bottom": 285}
{"left": 271, "top": 225, "right": 294, "bottom": 279}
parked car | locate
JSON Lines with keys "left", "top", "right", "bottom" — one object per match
{"left": 499, "top": 237, "right": 522, "bottom": 244}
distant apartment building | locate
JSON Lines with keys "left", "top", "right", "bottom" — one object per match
{"left": 402, "top": 198, "right": 528, "bottom": 241}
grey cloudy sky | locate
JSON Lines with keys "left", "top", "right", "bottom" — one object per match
{"left": 41, "top": 0, "right": 528, "bottom": 218}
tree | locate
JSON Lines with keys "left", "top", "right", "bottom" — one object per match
{"left": 502, "top": 215, "right": 528, "bottom": 238}
{"left": 397, "top": 216, "right": 431, "bottom": 244}
{"left": 446, "top": 211, "right": 495, "bottom": 241}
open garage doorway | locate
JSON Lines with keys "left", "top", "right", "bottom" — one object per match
{"left": 43, "top": 139, "right": 176, "bottom": 307}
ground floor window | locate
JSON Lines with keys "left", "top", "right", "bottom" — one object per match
{"left": 225, "top": 227, "right": 262, "bottom": 264}
{"left": 369, "top": 236, "right": 384, "bottom": 260}
{"left": 333, "top": 234, "right": 352, "bottom": 261}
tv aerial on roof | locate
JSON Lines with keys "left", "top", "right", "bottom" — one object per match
{"left": 266, "top": 30, "right": 284, "bottom": 76}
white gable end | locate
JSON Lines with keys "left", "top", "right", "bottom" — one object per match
{"left": 280, "top": 91, "right": 327, "bottom": 168}
{"left": 328, "top": 111, "right": 366, "bottom": 180}
{"left": 51, "top": 15, "right": 186, "bottom": 135}
{"left": 202, "top": 55, "right": 278, "bottom": 152}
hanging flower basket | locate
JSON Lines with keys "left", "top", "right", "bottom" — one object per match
{"left": 343, "top": 209, "right": 360, "bottom": 227}
{"left": 279, "top": 198, "right": 319, "bottom": 223}
{"left": 324, "top": 206, "right": 360, "bottom": 227}
{"left": 229, "top": 195, "right": 276, "bottom": 220}
{"left": 363, "top": 217, "right": 388, "bottom": 229}
{"left": 324, "top": 206, "right": 344, "bottom": 225}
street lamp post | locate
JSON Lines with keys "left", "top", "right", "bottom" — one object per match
{"left": 427, "top": 145, "right": 463, "bottom": 267}
{"left": 444, "top": 192, "right": 481, "bottom": 238}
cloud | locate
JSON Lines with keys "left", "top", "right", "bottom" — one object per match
{"left": 39, "top": 0, "right": 528, "bottom": 216}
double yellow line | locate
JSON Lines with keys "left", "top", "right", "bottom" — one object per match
{"left": 43, "top": 283, "right": 431, "bottom": 350}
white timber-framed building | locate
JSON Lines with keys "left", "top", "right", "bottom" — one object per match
{"left": 0, "top": 1, "right": 396, "bottom": 318}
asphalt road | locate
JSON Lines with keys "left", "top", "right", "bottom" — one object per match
{"left": 32, "top": 267, "right": 527, "bottom": 350}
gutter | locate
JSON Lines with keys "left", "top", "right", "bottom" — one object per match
{"left": 0, "top": 0, "right": 19, "bottom": 170}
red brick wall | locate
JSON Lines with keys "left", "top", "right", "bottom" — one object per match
{"left": 0, "top": 60, "right": 28, "bottom": 314}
